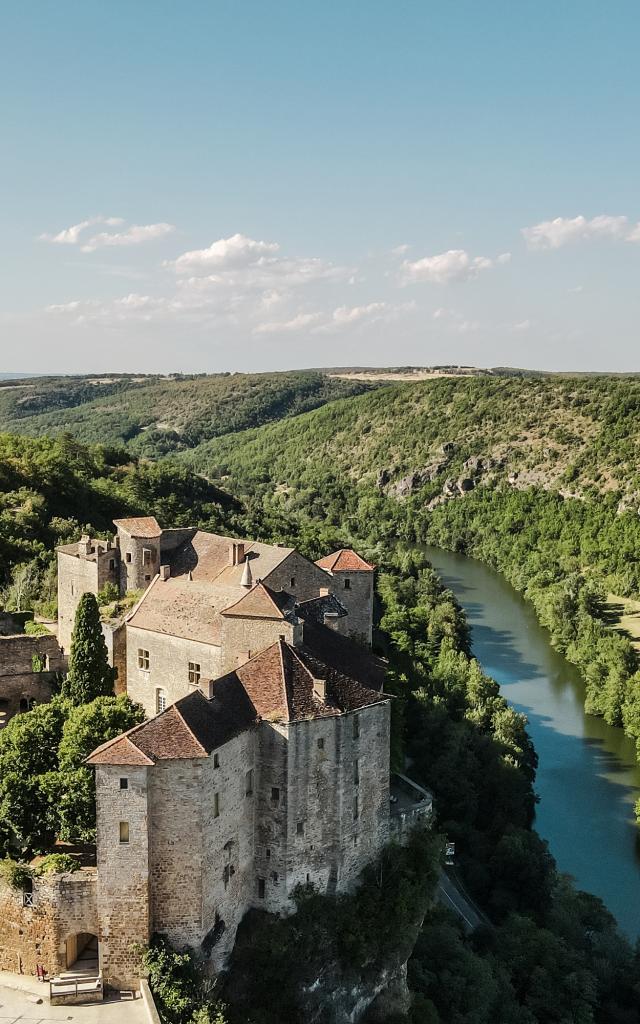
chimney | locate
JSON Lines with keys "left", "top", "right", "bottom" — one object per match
{"left": 160, "top": 564, "right": 170, "bottom": 581}
{"left": 241, "top": 558, "right": 253, "bottom": 588}
{"left": 319, "top": 587, "right": 330, "bottom": 597}
{"left": 313, "top": 678, "right": 326, "bottom": 701}
{"left": 228, "top": 541, "right": 246, "bottom": 566}
{"left": 79, "top": 535, "right": 91, "bottom": 557}
{"left": 236, "top": 651, "right": 251, "bottom": 668}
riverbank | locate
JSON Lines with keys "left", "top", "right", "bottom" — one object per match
{"left": 425, "top": 545, "right": 640, "bottom": 939}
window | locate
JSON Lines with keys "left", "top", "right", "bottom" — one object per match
{"left": 71, "top": 583, "right": 75, "bottom": 596}
{"left": 353, "top": 717, "right": 360, "bottom": 740}
{"left": 257, "top": 878, "right": 265, "bottom": 899}
{"left": 354, "top": 759, "right": 360, "bottom": 785}
{"left": 317, "top": 737, "right": 325, "bottom": 750}
{"left": 353, "top": 796, "right": 359, "bottom": 820}
{"left": 290, "top": 576, "right": 296, "bottom": 587}
{"left": 119, "top": 821, "right": 130, "bottom": 844}
{"left": 271, "top": 872, "right": 279, "bottom": 883}
{"left": 143, "top": 548, "right": 152, "bottom": 566}
{"left": 138, "top": 649, "right": 150, "bottom": 671}
{"left": 120, "top": 778, "right": 128, "bottom": 790}
{"left": 296, "top": 821, "right": 304, "bottom": 836}
{"left": 109, "top": 558, "right": 116, "bottom": 570}
{"left": 144, "top": 574, "right": 151, "bottom": 582}
{"left": 188, "top": 662, "right": 201, "bottom": 684}
{"left": 213, "top": 792, "right": 220, "bottom": 818}
{"left": 156, "top": 689, "right": 166, "bottom": 714}
{"left": 306, "top": 873, "right": 310, "bottom": 883}
{"left": 266, "top": 848, "right": 271, "bottom": 859}
{"left": 126, "top": 552, "right": 132, "bottom": 563}
{"left": 344, "top": 578, "right": 351, "bottom": 590}
{"left": 245, "top": 769, "right": 254, "bottom": 796}
{"left": 271, "top": 787, "right": 280, "bottom": 803}
{"left": 213, "top": 752, "right": 219, "bottom": 768}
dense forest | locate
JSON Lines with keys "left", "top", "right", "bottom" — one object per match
{"left": 0, "top": 371, "right": 375, "bottom": 456}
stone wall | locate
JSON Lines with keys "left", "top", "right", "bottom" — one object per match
{"left": 116, "top": 531, "right": 160, "bottom": 594}
{"left": 125, "top": 625, "right": 221, "bottom": 717}
{"left": 327, "top": 571, "right": 374, "bottom": 646}
{"left": 266, "top": 551, "right": 335, "bottom": 604}
{"left": 219, "top": 615, "right": 297, "bottom": 675}
{"left": 0, "top": 633, "right": 66, "bottom": 728}
{"left": 0, "top": 869, "right": 97, "bottom": 978}
{"left": 95, "top": 765, "right": 151, "bottom": 989}
{"left": 253, "top": 723, "right": 290, "bottom": 916}
{"left": 57, "top": 548, "right": 120, "bottom": 653}
{"left": 103, "top": 621, "right": 127, "bottom": 695}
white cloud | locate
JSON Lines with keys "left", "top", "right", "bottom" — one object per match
{"left": 39, "top": 216, "right": 123, "bottom": 245}
{"left": 391, "top": 244, "right": 410, "bottom": 257}
{"left": 522, "top": 214, "right": 640, "bottom": 250}
{"left": 512, "top": 319, "right": 531, "bottom": 331}
{"left": 432, "top": 307, "right": 480, "bottom": 333}
{"left": 81, "top": 223, "right": 175, "bottom": 253}
{"left": 170, "top": 233, "right": 280, "bottom": 273}
{"left": 254, "top": 312, "right": 324, "bottom": 335}
{"left": 399, "top": 249, "right": 510, "bottom": 285}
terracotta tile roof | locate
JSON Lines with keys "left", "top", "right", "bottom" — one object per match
{"left": 315, "top": 549, "right": 376, "bottom": 572}
{"left": 168, "top": 531, "right": 293, "bottom": 583}
{"left": 87, "top": 689, "right": 258, "bottom": 765}
{"left": 113, "top": 516, "right": 162, "bottom": 538}
{"left": 300, "top": 618, "right": 387, "bottom": 693}
{"left": 220, "top": 582, "right": 290, "bottom": 620}
{"left": 127, "top": 576, "right": 223, "bottom": 645}
{"left": 87, "top": 637, "right": 388, "bottom": 765}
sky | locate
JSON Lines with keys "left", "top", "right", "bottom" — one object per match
{"left": 1, "top": 0, "right": 640, "bottom": 374}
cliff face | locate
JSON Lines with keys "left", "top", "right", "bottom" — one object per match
{"left": 298, "top": 959, "right": 411, "bottom": 1024}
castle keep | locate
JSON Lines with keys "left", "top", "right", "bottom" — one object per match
{"left": 0, "top": 517, "right": 430, "bottom": 993}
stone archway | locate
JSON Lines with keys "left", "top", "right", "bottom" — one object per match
{"left": 64, "top": 932, "right": 99, "bottom": 973}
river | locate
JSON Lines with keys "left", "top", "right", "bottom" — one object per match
{"left": 424, "top": 545, "right": 640, "bottom": 938}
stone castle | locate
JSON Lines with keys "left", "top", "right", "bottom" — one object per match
{"left": 0, "top": 517, "right": 431, "bottom": 995}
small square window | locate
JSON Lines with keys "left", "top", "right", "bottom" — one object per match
{"left": 138, "top": 649, "right": 150, "bottom": 671}
{"left": 213, "top": 753, "right": 220, "bottom": 769}
{"left": 119, "top": 778, "right": 128, "bottom": 790}
{"left": 213, "top": 792, "right": 220, "bottom": 818}
{"left": 257, "top": 877, "right": 265, "bottom": 899}
{"left": 317, "top": 737, "right": 324, "bottom": 750}
{"left": 344, "top": 578, "right": 351, "bottom": 590}
{"left": 271, "top": 787, "right": 280, "bottom": 803}
{"left": 296, "top": 821, "right": 304, "bottom": 836}
{"left": 188, "top": 662, "right": 201, "bottom": 684}
{"left": 119, "top": 821, "right": 130, "bottom": 844}
{"left": 126, "top": 552, "right": 132, "bottom": 563}
{"left": 144, "top": 574, "right": 151, "bottom": 582}
{"left": 245, "top": 769, "right": 254, "bottom": 796}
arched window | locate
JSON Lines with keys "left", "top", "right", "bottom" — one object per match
{"left": 156, "top": 688, "right": 167, "bottom": 714}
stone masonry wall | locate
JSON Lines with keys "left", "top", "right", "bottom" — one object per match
{"left": 95, "top": 765, "right": 151, "bottom": 989}
{"left": 117, "top": 532, "right": 160, "bottom": 594}
{"left": 125, "top": 625, "right": 221, "bottom": 717}
{"left": 57, "top": 551, "right": 99, "bottom": 654}
{"left": 253, "top": 723, "right": 290, "bottom": 916}
{"left": 0, "top": 870, "right": 97, "bottom": 978}
{"left": 200, "top": 729, "right": 258, "bottom": 970}
{"left": 327, "top": 571, "right": 374, "bottom": 646}
{"left": 219, "top": 616, "right": 296, "bottom": 674}
{"left": 0, "top": 634, "right": 66, "bottom": 727}
{"left": 265, "top": 551, "right": 335, "bottom": 603}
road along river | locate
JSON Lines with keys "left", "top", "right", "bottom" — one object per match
{"left": 424, "top": 545, "right": 640, "bottom": 938}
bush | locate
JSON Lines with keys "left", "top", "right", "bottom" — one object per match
{"left": 0, "top": 858, "right": 32, "bottom": 890}
{"left": 33, "top": 853, "right": 81, "bottom": 876}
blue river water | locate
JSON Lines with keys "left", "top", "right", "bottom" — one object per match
{"left": 425, "top": 545, "right": 640, "bottom": 938}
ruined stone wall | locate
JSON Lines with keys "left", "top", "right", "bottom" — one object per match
{"left": 103, "top": 622, "right": 127, "bottom": 695}
{"left": 200, "top": 729, "right": 258, "bottom": 970}
{"left": 0, "top": 870, "right": 97, "bottom": 978}
{"left": 218, "top": 616, "right": 296, "bottom": 674}
{"left": 95, "top": 765, "right": 150, "bottom": 989}
{"left": 125, "top": 625, "right": 221, "bottom": 717}
{"left": 0, "top": 634, "right": 65, "bottom": 727}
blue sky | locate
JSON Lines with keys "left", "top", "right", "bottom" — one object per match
{"left": 2, "top": 1, "right": 639, "bottom": 373}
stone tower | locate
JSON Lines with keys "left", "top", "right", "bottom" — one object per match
{"left": 315, "top": 549, "right": 376, "bottom": 646}
{"left": 113, "top": 518, "right": 162, "bottom": 594}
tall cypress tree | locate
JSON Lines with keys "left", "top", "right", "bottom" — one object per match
{"left": 63, "top": 593, "right": 115, "bottom": 704}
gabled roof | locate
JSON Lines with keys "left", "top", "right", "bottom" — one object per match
{"left": 126, "top": 576, "right": 223, "bottom": 645}
{"left": 168, "top": 531, "right": 294, "bottom": 583}
{"left": 315, "top": 549, "right": 376, "bottom": 572}
{"left": 295, "top": 592, "right": 347, "bottom": 623}
{"left": 86, "top": 688, "right": 258, "bottom": 765}
{"left": 220, "top": 582, "right": 290, "bottom": 620}
{"left": 113, "top": 516, "right": 162, "bottom": 539}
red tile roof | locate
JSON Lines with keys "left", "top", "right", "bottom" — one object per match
{"left": 315, "top": 549, "right": 376, "bottom": 572}
{"left": 113, "top": 516, "right": 162, "bottom": 538}
{"left": 87, "top": 638, "right": 388, "bottom": 764}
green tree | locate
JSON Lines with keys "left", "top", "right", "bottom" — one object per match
{"left": 63, "top": 593, "right": 115, "bottom": 703}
